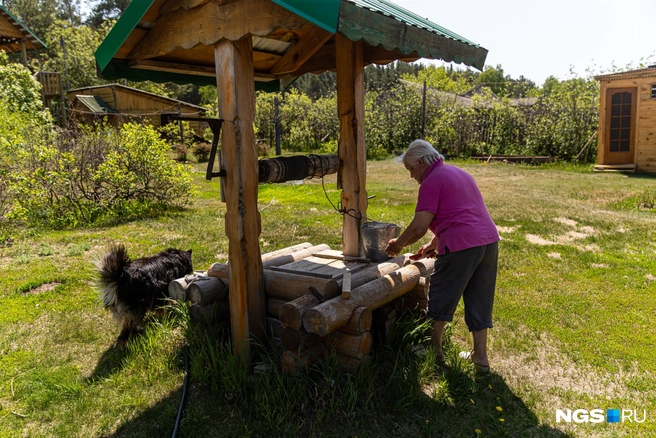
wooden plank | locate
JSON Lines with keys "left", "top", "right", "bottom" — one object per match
{"left": 274, "top": 256, "right": 334, "bottom": 272}
{"left": 341, "top": 272, "right": 352, "bottom": 299}
{"left": 269, "top": 23, "right": 333, "bottom": 76}
{"left": 336, "top": 35, "right": 366, "bottom": 257}
{"left": 215, "top": 36, "right": 265, "bottom": 361}
{"left": 129, "top": 0, "right": 308, "bottom": 60}
{"left": 0, "top": 17, "right": 24, "bottom": 38}
{"left": 270, "top": 266, "right": 334, "bottom": 279}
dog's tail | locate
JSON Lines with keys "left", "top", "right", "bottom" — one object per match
{"left": 96, "top": 243, "right": 130, "bottom": 308}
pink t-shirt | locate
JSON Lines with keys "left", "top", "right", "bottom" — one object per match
{"left": 416, "top": 160, "right": 499, "bottom": 255}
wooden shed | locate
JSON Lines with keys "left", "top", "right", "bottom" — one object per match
{"left": 95, "top": 0, "right": 488, "bottom": 363}
{"left": 594, "top": 66, "right": 656, "bottom": 173}
{"left": 67, "top": 83, "right": 208, "bottom": 135}
{"left": 0, "top": 4, "right": 46, "bottom": 66}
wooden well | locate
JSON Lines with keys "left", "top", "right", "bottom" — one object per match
{"left": 95, "top": 0, "right": 488, "bottom": 362}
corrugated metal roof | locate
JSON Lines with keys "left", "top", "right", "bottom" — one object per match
{"left": 75, "top": 95, "right": 117, "bottom": 114}
{"left": 0, "top": 4, "right": 46, "bottom": 51}
{"left": 348, "top": 0, "right": 479, "bottom": 47}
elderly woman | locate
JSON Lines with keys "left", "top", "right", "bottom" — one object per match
{"left": 385, "top": 139, "right": 499, "bottom": 372}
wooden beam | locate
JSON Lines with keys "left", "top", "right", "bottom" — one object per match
{"left": 269, "top": 23, "right": 332, "bottom": 76}
{"left": 290, "top": 39, "right": 420, "bottom": 77}
{"left": 336, "top": 35, "right": 366, "bottom": 257}
{"left": 129, "top": 0, "right": 307, "bottom": 60}
{"left": 129, "top": 58, "right": 277, "bottom": 81}
{"left": 215, "top": 36, "right": 265, "bottom": 361}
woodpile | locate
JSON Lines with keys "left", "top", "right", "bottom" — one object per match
{"left": 169, "top": 242, "right": 434, "bottom": 374}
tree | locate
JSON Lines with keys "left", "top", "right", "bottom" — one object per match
{"left": 87, "top": 0, "right": 130, "bottom": 28}
{"left": 4, "top": 0, "right": 57, "bottom": 42}
{"left": 477, "top": 64, "right": 508, "bottom": 97}
{"left": 35, "top": 19, "right": 112, "bottom": 89}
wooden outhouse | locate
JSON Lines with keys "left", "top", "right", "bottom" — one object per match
{"left": 95, "top": 0, "right": 488, "bottom": 361}
{"left": 67, "top": 83, "right": 208, "bottom": 135}
{"left": 0, "top": 4, "right": 45, "bottom": 66}
{"left": 594, "top": 67, "right": 656, "bottom": 173}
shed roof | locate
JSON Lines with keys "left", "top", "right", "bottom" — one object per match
{"left": 0, "top": 5, "right": 46, "bottom": 53}
{"left": 594, "top": 66, "right": 656, "bottom": 82}
{"left": 68, "top": 83, "right": 207, "bottom": 112}
{"left": 74, "top": 95, "right": 118, "bottom": 114}
{"left": 95, "top": 0, "right": 487, "bottom": 89}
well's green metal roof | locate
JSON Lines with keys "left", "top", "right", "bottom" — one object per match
{"left": 95, "top": 0, "right": 487, "bottom": 86}
{"left": 0, "top": 5, "right": 46, "bottom": 51}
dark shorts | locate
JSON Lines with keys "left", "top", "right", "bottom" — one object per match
{"left": 427, "top": 241, "right": 498, "bottom": 332}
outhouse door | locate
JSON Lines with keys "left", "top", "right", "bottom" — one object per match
{"left": 604, "top": 87, "right": 637, "bottom": 164}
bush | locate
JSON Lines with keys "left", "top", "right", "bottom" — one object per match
{"left": 192, "top": 142, "right": 212, "bottom": 162}
{"left": 2, "top": 123, "right": 195, "bottom": 228}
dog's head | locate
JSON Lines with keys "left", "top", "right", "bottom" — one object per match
{"left": 163, "top": 248, "right": 193, "bottom": 274}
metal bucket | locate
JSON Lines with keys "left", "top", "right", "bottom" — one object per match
{"left": 360, "top": 221, "right": 401, "bottom": 262}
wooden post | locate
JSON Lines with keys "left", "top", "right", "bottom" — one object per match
{"left": 215, "top": 36, "right": 265, "bottom": 361}
{"left": 20, "top": 39, "right": 28, "bottom": 67}
{"left": 336, "top": 35, "right": 366, "bottom": 257}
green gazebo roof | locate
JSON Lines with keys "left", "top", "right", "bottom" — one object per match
{"left": 95, "top": 0, "right": 487, "bottom": 88}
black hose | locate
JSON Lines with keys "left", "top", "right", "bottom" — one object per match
{"left": 171, "top": 342, "right": 190, "bottom": 438}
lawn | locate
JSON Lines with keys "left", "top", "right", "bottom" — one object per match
{"left": 0, "top": 159, "right": 655, "bottom": 437}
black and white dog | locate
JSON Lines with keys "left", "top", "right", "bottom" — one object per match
{"left": 96, "top": 243, "right": 193, "bottom": 345}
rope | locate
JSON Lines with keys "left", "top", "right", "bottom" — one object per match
{"left": 313, "top": 154, "right": 377, "bottom": 223}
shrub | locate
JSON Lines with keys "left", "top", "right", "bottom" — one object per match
{"left": 192, "top": 142, "right": 212, "bottom": 162}
{"left": 3, "top": 123, "right": 195, "bottom": 228}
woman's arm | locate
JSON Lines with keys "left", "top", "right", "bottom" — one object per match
{"left": 385, "top": 210, "right": 435, "bottom": 256}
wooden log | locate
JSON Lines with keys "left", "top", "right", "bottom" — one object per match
{"left": 303, "top": 264, "right": 423, "bottom": 336}
{"left": 324, "top": 254, "right": 409, "bottom": 297}
{"left": 336, "top": 34, "right": 367, "bottom": 257}
{"left": 280, "top": 343, "right": 325, "bottom": 374}
{"left": 410, "top": 258, "right": 436, "bottom": 276}
{"left": 280, "top": 327, "right": 323, "bottom": 351}
{"left": 278, "top": 294, "right": 320, "bottom": 329}
{"left": 339, "top": 354, "right": 372, "bottom": 375}
{"left": 264, "top": 269, "right": 338, "bottom": 301}
{"left": 207, "top": 262, "right": 229, "bottom": 279}
{"left": 262, "top": 244, "right": 330, "bottom": 270}
{"left": 258, "top": 154, "right": 339, "bottom": 183}
{"left": 188, "top": 277, "right": 228, "bottom": 306}
{"left": 401, "top": 296, "right": 428, "bottom": 314}
{"left": 340, "top": 306, "right": 372, "bottom": 335}
{"left": 326, "top": 331, "right": 372, "bottom": 359}
{"left": 169, "top": 277, "right": 190, "bottom": 301}
{"left": 207, "top": 243, "right": 314, "bottom": 279}
{"left": 190, "top": 300, "right": 230, "bottom": 325}
{"left": 406, "top": 276, "right": 429, "bottom": 299}
{"left": 266, "top": 317, "right": 283, "bottom": 339}
{"left": 266, "top": 297, "right": 287, "bottom": 318}
{"left": 261, "top": 242, "right": 313, "bottom": 262}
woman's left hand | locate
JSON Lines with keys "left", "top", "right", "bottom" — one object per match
{"left": 385, "top": 238, "right": 402, "bottom": 257}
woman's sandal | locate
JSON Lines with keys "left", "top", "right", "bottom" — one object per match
{"left": 458, "top": 351, "right": 490, "bottom": 374}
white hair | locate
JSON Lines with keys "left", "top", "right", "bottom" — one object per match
{"left": 401, "top": 139, "right": 444, "bottom": 167}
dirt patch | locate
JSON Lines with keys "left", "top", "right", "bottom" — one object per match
{"left": 24, "top": 282, "right": 61, "bottom": 295}
{"left": 547, "top": 252, "right": 561, "bottom": 259}
{"left": 525, "top": 234, "right": 555, "bottom": 246}
{"left": 492, "top": 330, "right": 648, "bottom": 400}
{"left": 525, "top": 218, "right": 598, "bottom": 250}
{"left": 591, "top": 263, "right": 609, "bottom": 268}
{"left": 496, "top": 225, "right": 519, "bottom": 234}
{"left": 647, "top": 274, "right": 656, "bottom": 283}
{"left": 554, "top": 217, "right": 578, "bottom": 227}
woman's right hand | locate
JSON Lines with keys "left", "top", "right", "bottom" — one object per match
{"left": 415, "top": 242, "right": 437, "bottom": 259}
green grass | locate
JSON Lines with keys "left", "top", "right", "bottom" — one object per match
{"left": 1, "top": 160, "right": 655, "bottom": 437}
